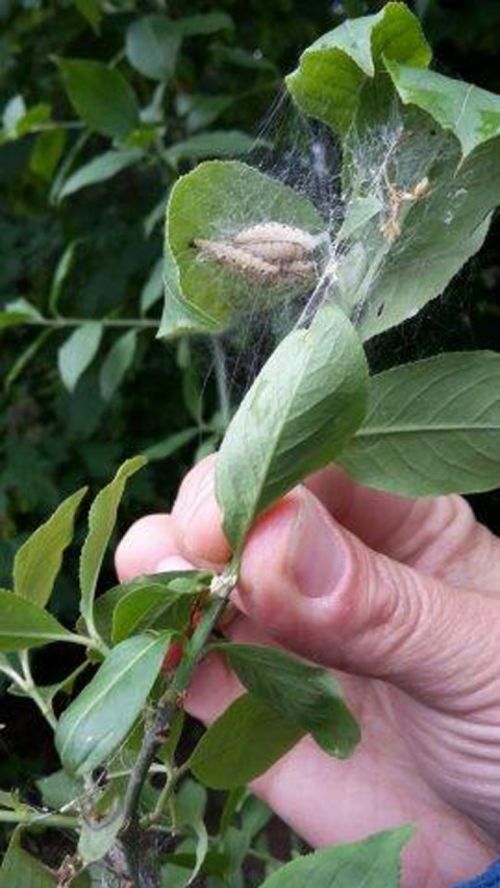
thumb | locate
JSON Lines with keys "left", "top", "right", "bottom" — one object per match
{"left": 236, "top": 488, "right": 500, "bottom": 711}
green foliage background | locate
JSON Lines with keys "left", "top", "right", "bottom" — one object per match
{"left": 1, "top": 0, "right": 499, "bottom": 865}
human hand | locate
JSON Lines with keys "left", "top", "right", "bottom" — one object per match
{"left": 116, "top": 455, "right": 500, "bottom": 887}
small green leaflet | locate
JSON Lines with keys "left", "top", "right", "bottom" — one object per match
{"left": 174, "top": 12, "right": 233, "bottom": 36}
{"left": 214, "top": 643, "right": 360, "bottom": 758}
{"left": 143, "top": 428, "right": 199, "bottom": 461}
{"left": 36, "top": 769, "right": 82, "bottom": 810}
{"left": 59, "top": 149, "right": 143, "bottom": 199}
{"left": 79, "top": 455, "right": 146, "bottom": 633}
{"left": 55, "top": 633, "right": 169, "bottom": 775}
{"left": 141, "top": 256, "right": 164, "bottom": 314}
{"left": 99, "top": 330, "right": 137, "bottom": 401}
{"left": 189, "top": 693, "right": 303, "bottom": 789}
{"left": 30, "top": 129, "right": 66, "bottom": 181}
{"left": 58, "top": 322, "right": 103, "bottom": 392}
{"left": 0, "top": 589, "right": 77, "bottom": 651}
{"left": 259, "top": 826, "right": 414, "bottom": 888}
{"left": 111, "top": 570, "right": 210, "bottom": 643}
{"left": 216, "top": 303, "right": 368, "bottom": 549}
{"left": 14, "top": 487, "right": 87, "bottom": 608}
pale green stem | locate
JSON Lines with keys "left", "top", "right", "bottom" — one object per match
{"left": 19, "top": 650, "right": 57, "bottom": 730}
{"left": 0, "top": 809, "right": 78, "bottom": 829}
{"left": 141, "top": 761, "right": 190, "bottom": 828}
{"left": 23, "top": 317, "right": 157, "bottom": 329}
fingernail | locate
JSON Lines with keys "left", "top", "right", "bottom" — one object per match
{"left": 289, "top": 494, "right": 346, "bottom": 597}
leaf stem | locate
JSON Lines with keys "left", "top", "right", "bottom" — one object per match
{"left": 0, "top": 809, "right": 78, "bottom": 829}
{"left": 66, "top": 631, "right": 109, "bottom": 657}
{"left": 18, "top": 651, "right": 57, "bottom": 730}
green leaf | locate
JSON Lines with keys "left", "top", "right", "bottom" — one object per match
{"left": 337, "top": 195, "right": 383, "bottom": 241}
{"left": 30, "top": 129, "right": 66, "bottom": 181}
{"left": 49, "top": 240, "right": 79, "bottom": 315}
{"left": 165, "top": 131, "right": 264, "bottom": 164}
{"left": 79, "top": 456, "right": 147, "bottom": 632}
{"left": 57, "top": 59, "right": 139, "bottom": 140}
{"left": 141, "top": 257, "right": 164, "bottom": 314}
{"left": 55, "top": 633, "right": 169, "bottom": 775}
{"left": 0, "top": 589, "right": 76, "bottom": 651}
{"left": 0, "top": 312, "right": 33, "bottom": 330}
{"left": 386, "top": 59, "right": 500, "bottom": 157}
{"left": 337, "top": 60, "right": 500, "bottom": 341}
{"left": 58, "top": 322, "right": 103, "bottom": 392}
{"left": 14, "top": 487, "right": 87, "bottom": 608}
{"left": 16, "top": 103, "right": 52, "bottom": 137}
{"left": 341, "top": 352, "right": 500, "bottom": 496}
{"left": 286, "top": 3, "right": 430, "bottom": 135}
{"left": 143, "top": 428, "right": 199, "bottom": 461}
{"left": 216, "top": 303, "right": 368, "bottom": 549}
{"left": 2, "top": 95, "right": 26, "bottom": 136}
{"left": 78, "top": 797, "right": 124, "bottom": 865}
{"left": 215, "top": 644, "right": 360, "bottom": 758}
{"left": 59, "top": 149, "right": 142, "bottom": 199}
{"left": 173, "top": 780, "right": 208, "bottom": 886}
{"left": 163, "top": 159, "right": 324, "bottom": 336}
{"left": 126, "top": 15, "right": 182, "bottom": 82}
{"left": 0, "top": 298, "right": 41, "bottom": 330}
{"left": 75, "top": 0, "right": 102, "bottom": 33}
{"left": 99, "top": 330, "right": 137, "bottom": 401}
{"left": 189, "top": 693, "right": 303, "bottom": 789}
{"left": 174, "top": 12, "right": 233, "bottom": 37}
{"left": 36, "top": 769, "right": 82, "bottom": 810}
{"left": 258, "top": 826, "right": 414, "bottom": 888}
{"left": 87, "top": 585, "right": 124, "bottom": 645}
{"left": 0, "top": 832, "right": 57, "bottom": 887}
{"left": 177, "top": 93, "right": 233, "bottom": 134}
{"left": 4, "top": 330, "right": 53, "bottom": 390}
{"left": 111, "top": 570, "right": 210, "bottom": 643}
{"left": 349, "top": 126, "right": 500, "bottom": 341}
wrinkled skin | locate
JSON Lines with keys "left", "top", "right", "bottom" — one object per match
{"left": 116, "top": 456, "right": 500, "bottom": 887}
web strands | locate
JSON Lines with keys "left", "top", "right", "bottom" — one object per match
{"left": 190, "top": 95, "right": 457, "bottom": 402}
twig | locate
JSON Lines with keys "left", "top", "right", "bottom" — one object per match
{"left": 119, "top": 571, "right": 237, "bottom": 886}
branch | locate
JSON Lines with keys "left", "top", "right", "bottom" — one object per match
{"left": 119, "top": 571, "right": 236, "bottom": 886}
